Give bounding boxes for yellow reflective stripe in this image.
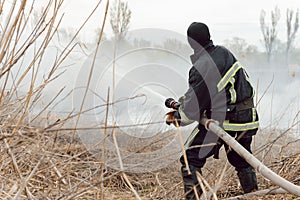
[229,78,236,104]
[223,120,259,131]
[252,108,256,122]
[184,127,199,149]
[178,106,195,125]
[217,61,243,92]
[243,69,255,98]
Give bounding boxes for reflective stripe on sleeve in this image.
[229,78,236,104]
[217,61,243,92]
[223,120,259,131]
[252,108,256,122]
[243,69,255,98]
[178,106,195,125]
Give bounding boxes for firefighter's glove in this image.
[165,110,180,127]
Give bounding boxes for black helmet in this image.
[187,22,211,49]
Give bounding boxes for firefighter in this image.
[165,22,259,199]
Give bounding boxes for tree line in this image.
[109,1,299,66]
[53,1,300,68]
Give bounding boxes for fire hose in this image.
[165,98,300,196]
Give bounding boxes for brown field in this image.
[0,110,299,200]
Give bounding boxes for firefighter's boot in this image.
[236,166,258,193]
[181,165,202,200]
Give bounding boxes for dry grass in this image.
[0,114,299,200]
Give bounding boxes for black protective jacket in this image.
[177,41,258,131]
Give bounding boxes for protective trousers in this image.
[181,165,202,200]
[180,125,258,199]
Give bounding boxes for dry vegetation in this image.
[0,0,300,199]
[0,117,300,199]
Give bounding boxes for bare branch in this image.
[260,6,281,62]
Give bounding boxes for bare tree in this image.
[260,6,281,63]
[286,8,299,64]
[110,0,131,40]
[163,38,192,56]
[133,38,151,48]
[223,37,258,58]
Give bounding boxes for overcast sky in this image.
[52,0,300,48]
